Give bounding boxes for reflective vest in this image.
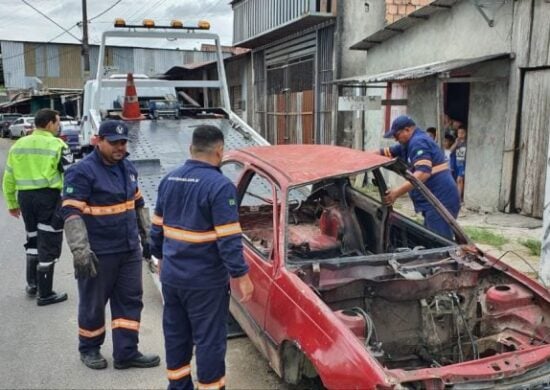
[2,129,67,210]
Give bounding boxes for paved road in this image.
[0,138,286,389]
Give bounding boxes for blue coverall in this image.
[150,159,249,390]
[381,128,460,239]
[61,148,145,362]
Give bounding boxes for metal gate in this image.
[266,58,314,144]
[514,69,550,218]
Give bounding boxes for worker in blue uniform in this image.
[61,120,160,370]
[150,125,254,390]
[380,115,460,239]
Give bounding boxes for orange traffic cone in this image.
[121,73,144,121]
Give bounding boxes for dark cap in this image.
[98,120,129,141]
[384,115,416,138]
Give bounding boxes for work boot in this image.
[80,351,108,370]
[25,254,38,297]
[37,262,68,306]
[114,352,161,369]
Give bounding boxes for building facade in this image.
[341,0,550,218]
[1,40,230,92]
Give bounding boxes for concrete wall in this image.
[465,59,510,211]
[364,0,513,75]
[407,78,438,130]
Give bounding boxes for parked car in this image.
[8,116,35,138]
[58,117,81,157]
[222,144,550,389]
[0,113,22,138]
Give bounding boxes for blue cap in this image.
[384,115,416,138]
[98,120,129,141]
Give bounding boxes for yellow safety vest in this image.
[2,129,68,209]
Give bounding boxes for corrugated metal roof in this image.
[351,0,460,51]
[333,53,511,85]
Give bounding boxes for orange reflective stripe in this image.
[79,325,106,338]
[167,364,191,380]
[215,222,242,238]
[432,162,450,174]
[414,159,432,167]
[198,377,225,390]
[84,200,135,216]
[63,199,87,211]
[112,318,140,331]
[164,225,217,243]
[152,214,163,226]
[135,189,143,200]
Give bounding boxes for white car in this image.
[8,116,35,138]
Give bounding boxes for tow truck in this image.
[80,18,267,210]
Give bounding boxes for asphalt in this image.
[0,138,286,390]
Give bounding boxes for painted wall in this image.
[407,78,438,131]
[465,59,510,211]
[363,0,514,76]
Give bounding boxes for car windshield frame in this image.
[283,158,471,267]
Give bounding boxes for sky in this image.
[0,0,234,49]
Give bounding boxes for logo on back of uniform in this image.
[116,125,125,135]
[130,174,136,182]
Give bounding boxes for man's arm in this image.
[149,179,165,262]
[211,182,253,303]
[2,150,19,216]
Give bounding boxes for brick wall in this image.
[385,0,433,24]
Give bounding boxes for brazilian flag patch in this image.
[416,150,424,156]
[66,186,74,194]
[228,198,236,206]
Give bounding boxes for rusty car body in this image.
[224,144,550,390]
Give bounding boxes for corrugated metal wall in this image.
[2,41,230,89]
[1,41,26,89]
[233,0,315,44]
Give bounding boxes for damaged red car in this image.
[223,144,550,390]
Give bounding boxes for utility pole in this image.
[81,0,90,79]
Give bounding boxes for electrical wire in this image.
[89,0,123,22]
[451,293,478,360]
[20,0,82,42]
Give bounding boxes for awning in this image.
[333,53,511,86]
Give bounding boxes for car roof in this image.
[227,145,392,186]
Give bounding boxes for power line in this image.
[89,0,123,22]
[20,0,82,42]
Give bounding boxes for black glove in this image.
[142,241,151,260]
[64,217,99,279]
[74,251,99,279]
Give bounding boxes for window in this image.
[239,172,277,260]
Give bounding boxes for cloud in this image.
[0,0,233,45]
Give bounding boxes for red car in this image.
[223,144,550,390]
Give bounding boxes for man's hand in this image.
[9,208,20,218]
[64,216,99,279]
[74,252,99,279]
[383,189,399,206]
[234,274,254,303]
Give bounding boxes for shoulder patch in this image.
[228,198,236,206]
[416,150,424,156]
[65,186,74,194]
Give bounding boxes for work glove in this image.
[136,207,152,260]
[142,241,151,260]
[64,217,99,279]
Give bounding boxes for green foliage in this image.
[519,238,541,257]
[463,226,509,249]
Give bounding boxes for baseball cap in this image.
[383,115,416,138]
[98,120,129,141]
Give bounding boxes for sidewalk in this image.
[393,198,543,278]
